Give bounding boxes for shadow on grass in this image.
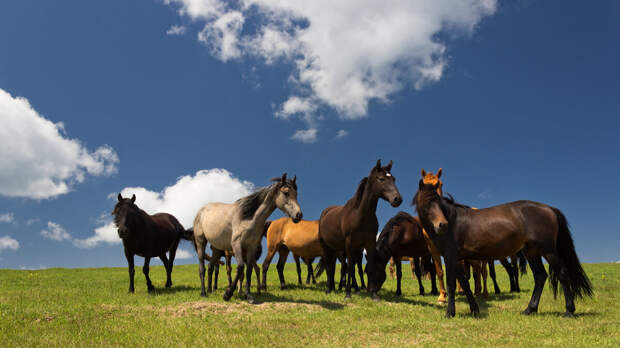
[531,311,600,318]
[250,292,345,310]
[152,285,199,295]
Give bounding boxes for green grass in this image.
[0,262,618,347]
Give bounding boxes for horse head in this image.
[113,193,138,239]
[369,160,402,207]
[272,173,303,223]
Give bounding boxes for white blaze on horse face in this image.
[386,173,392,177]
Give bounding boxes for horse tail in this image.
[181,227,197,251]
[517,250,527,275]
[314,257,325,278]
[549,207,593,299]
[263,220,272,237]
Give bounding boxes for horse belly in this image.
[284,232,322,259]
[462,229,525,259]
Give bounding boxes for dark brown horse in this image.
[372,211,439,297]
[319,160,402,300]
[113,193,193,293]
[413,180,592,317]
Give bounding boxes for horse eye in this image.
[378,177,385,182]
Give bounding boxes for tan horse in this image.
[261,218,323,290]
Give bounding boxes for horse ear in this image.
[437,168,442,178]
[375,159,382,170]
[118,193,123,202]
[281,173,287,182]
[419,179,424,189]
[384,160,392,172]
[130,194,136,203]
[291,175,296,184]
[421,168,426,178]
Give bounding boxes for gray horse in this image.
[193,173,302,303]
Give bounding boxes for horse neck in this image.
[357,179,379,215]
[251,191,277,226]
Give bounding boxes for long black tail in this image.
[517,250,527,275]
[181,227,197,251]
[549,207,593,299]
[314,257,325,278]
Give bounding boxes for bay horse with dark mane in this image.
[113,193,193,293]
[413,180,592,318]
[319,160,402,300]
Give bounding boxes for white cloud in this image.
[165,0,496,127]
[0,213,14,224]
[291,128,318,143]
[40,221,72,241]
[0,88,119,199]
[74,169,254,248]
[334,129,349,139]
[166,24,187,35]
[0,236,19,251]
[26,218,39,226]
[175,248,194,259]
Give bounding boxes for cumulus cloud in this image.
[175,248,194,259]
[166,24,187,35]
[0,213,14,224]
[334,129,349,139]
[74,169,254,248]
[291,128,318,143]
[0,88,119,199]
[0,236,19,251]
[165,0,496,135]
[40,221,72,241]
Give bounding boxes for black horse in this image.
[113,193,192,293]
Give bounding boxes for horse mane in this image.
[346,177,368,208]
[238,186,273,221]
[238,178,297,221]
[441,192,472,209]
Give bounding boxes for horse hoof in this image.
[371,294,380,302]
[128,289,135,294]
[445,311,455,319]
[395,291,402,297]
[200,292,207,297]
[223,292,232,301]
[522,308,537,315]
[563,312,575,318]
[344,294,352,300]
[147,287,155,293]
[247,296,256,304]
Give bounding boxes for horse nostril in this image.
[439,222,447,230]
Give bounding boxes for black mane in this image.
[346,177,368,208]
[376,211,414,259]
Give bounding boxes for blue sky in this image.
[0,1,618,269]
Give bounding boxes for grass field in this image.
[0,262,618,347]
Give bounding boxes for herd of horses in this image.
[113,161,592,318]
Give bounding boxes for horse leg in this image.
[294,254,303,285]
[455,261,480,317]
[522,254,547,315]
[388,257,396,280]
[338,255,346,291]
[365,243,380,301]
[544,252,575,317]
[159,253,172,288]
[357,255,365,290]
[481,261,489,298]
[244,246,257,304]
[430,247,446,303]
[304,258,312,284]
[500,257,517,292]
[213,260,219,291]
[344,245,355,299]
[208,248,224,294]
[166,239,180,288]
[308,258,317,284]
[488,261,501,294]
[472,261,482,296]
[223,243,245,302]
[125,249,135,293]
[226,253,233,290]
[444,255,458,318]
[395,258,403,296]
[276,246,289,289]
[511,254,521,292]
[429,256,439,296]
[195,236,208,297]
[143,257,154,292]
[261,243,278,291]
[319,237,337,294]
[254,261,261,296]
[414,257,425,295]
[410,258,416,280]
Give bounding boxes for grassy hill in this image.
[0,262,618,347]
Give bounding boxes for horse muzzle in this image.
[390,195,403,207]
[292,211,303,223]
